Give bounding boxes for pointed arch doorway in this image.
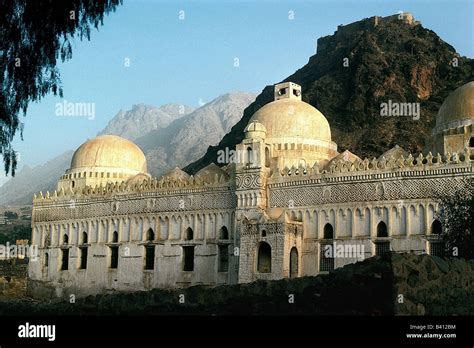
[290,247,298,278]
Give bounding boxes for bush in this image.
[438,179,474,259]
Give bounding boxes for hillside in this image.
[135,92,256,176]
[184,14,473,174]
[0,94,254,205]
[99,103,195,140]
[0,151,73,206]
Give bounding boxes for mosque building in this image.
[28,81,474,298]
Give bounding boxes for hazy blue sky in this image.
[1,0,472,186]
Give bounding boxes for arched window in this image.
[265,147,270,167]
[63,234,68,245]
[377,221,388,237]
[71,180,75,188]
[146,228,154,241]
[469,137,474,147]
[144,246,155,270]
[185,227,194,241]
[109,246,118,269]
[112,231,118,243]
[61,249,69,271]
[429,220,444,256]
[80,247,88,269]
[261,229,267,237]
[320,218,335,272]
[218,226,229,240]
[246,147,253,166]
[257,242,271,273]
[218,245,229,272]
[183,246,194,271]
[431,220,442,234]
[44,253,49,267]
[375,221,390,256]
[323,223,334,239]
[80,232,88,270]
[290,247,298,278]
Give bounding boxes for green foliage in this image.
[4,211,18,219]
[11,225,31,241]
[0,0,122,175]
[438,179,474,259]
[0,225,31,244]
[0,233,8,245]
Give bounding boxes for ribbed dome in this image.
[245,120,267,139]
[245,120,267,133]
[435,81,474,133]
[70,135,147,173]
[249,98,331,142]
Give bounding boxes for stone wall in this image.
[393,253,474,315]
[3,253,473,315]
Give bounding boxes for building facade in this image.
[28,81,474,298]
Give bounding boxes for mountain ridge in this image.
[0,92,255,205]
[183,14,473,174]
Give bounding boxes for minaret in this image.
[235,119,269,212]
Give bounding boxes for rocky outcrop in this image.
[184,14,473,175]
[135,92,256,177]
[98,103,194,141]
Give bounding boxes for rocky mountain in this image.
[135,92,256,176]
[0,94,255,205]
[0,151,73,206]
[99,103,195,140]
[184,14,473,174]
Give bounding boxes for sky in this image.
[1,0,473,186]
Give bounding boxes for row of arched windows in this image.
[59,226,230,245]
[322,221,387,239]
[319,219,442,240]
[55,226,231,273]
[318,219,443,272]
[226,220,444,277]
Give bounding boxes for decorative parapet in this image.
[267,151,473,207]
[32,183,236,223]
[270,149,473,183]
[33,172,232,205]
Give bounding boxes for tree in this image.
[0,0,122,175]
[4,211,18,219]
[11,225,31,241]
[437,179,474,259]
